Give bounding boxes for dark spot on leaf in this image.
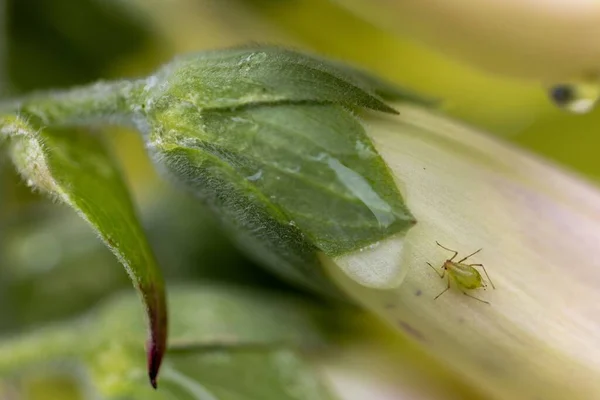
[398,320,425,342]
[415,289,422,296]
[384,303,395,309]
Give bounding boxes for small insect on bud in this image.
[427,241,495,305]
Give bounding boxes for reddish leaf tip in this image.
[141,283,167,390]
[147,335,164,390]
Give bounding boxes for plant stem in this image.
[0,79,146,127]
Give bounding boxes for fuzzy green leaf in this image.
[149,103,415,293]
[126,47,413,294]
[148,45,401,114]
[151,102,415,256]
[1,115,167,388]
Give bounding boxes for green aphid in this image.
[427,242,495,305]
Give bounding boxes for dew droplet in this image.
[331,233,408,289]
[548,80,600,114]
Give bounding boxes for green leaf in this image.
[150,101,415,292]
[0,285,340,400]
[149,45,400,114]
[140,47,417,293]
[0,115,167,388]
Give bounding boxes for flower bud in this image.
[136,47,421,291]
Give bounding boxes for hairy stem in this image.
[0,79,145,127]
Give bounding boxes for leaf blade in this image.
[3,117,167,388]
[152,103,415,255]
[149,46,400,114]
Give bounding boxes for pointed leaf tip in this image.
[143,283,167,389]
[147,337,161,389]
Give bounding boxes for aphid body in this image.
[443,259,483,289]
[427,242,495,305]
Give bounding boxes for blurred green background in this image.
[1,0,599,398]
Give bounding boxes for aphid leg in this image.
[426,262,445,278]
[458,248,482,263]
[469,263,496,289]
[434,276,451,300]
[460,290,490,305]
[435,241,458,261]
